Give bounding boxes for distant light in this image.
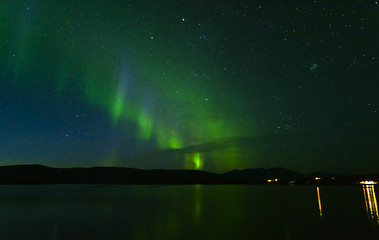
[360,181,378,185]
[315,177,321,180]
[267,179,279,183]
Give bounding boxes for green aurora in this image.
[0,1,378,173]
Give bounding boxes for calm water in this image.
[0,185,378,240]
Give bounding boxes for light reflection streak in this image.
[317,187,322,217]
[363,184,379,224]
[194,185,202,221]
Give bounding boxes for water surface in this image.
[0,185,378,239]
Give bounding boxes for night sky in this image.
[0,1,378,174]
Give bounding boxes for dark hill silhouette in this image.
[222,167,303,183]
[0,165,377,185]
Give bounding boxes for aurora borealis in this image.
[0,1,378,173]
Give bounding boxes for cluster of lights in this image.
[360,181,378,185]
[267,179,279,183]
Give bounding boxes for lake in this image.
[0,185,378,239]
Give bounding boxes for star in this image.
[310,63,318,72]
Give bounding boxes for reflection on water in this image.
[316,184,379,223]
[1,185,379,239]
[362,184,379,224]
[316,187,322,217]
[194,185,202,221]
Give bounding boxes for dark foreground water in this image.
[0,185,378,240]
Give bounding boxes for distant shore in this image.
[0,164,377,185]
